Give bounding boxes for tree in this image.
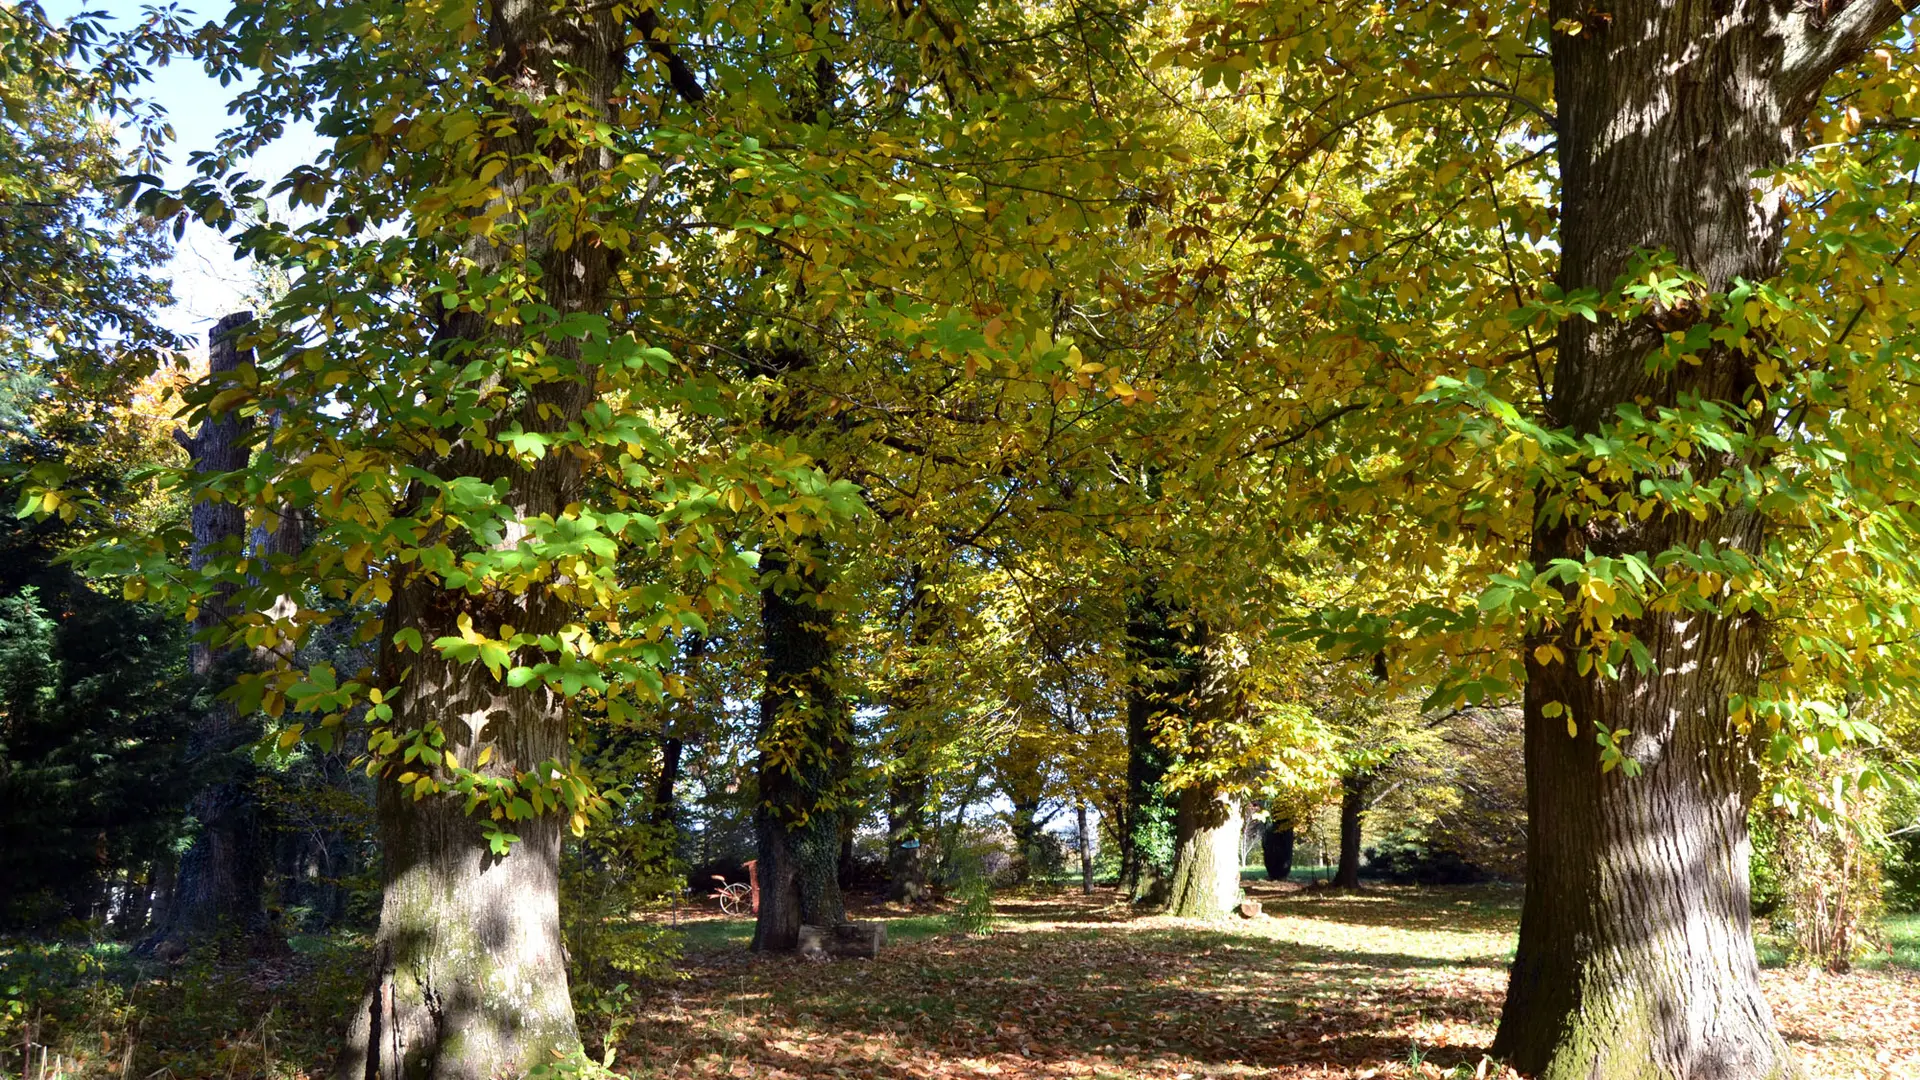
[1119,591,1190,905]
[1146,0,1920,1067]
[0,2,181,395]
[318,2,627,1065]
[0,583,192,929]
[153,312,275,949]
[0,2,193,935]
[879,569,948,903]
[1491,5,1920,1074]
[752,539,853,950]
[1330,773,1370,891]
[85,0,785,1068]
[1260,816,1295,882]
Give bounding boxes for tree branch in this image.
[1781,0,1915,104]
[632,6,705,103]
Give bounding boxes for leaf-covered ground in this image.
[6,884,1917,1078]
[625,882,1920,1080]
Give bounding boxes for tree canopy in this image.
[9,0,1920,1075]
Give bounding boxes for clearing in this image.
[631,880,1920,1080]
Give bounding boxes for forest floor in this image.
[631,881,1920,1080]
[3,882,1917,1079]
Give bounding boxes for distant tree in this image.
[0,29,196,924]
[0,3,182,405]
[0,363,193,930]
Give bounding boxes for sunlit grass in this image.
[673,912,952,952]
[1754,909,1919,971]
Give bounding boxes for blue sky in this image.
[63,0,325,347]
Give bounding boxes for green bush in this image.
[0,931,365,1078]
[1364,831,1492,885]
[942,845,998,936]
[1750,809,1785,916]
[1884,826,1920,913]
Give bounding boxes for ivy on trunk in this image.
[753,546,850,952]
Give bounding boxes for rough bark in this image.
[334,639,578,1080]
[333,0,636,1073]
[1333,773,1371,890]
[885,772,929,902]
[1261,820,1295,882]
[156,311,273,950]
[1164,784,1242,918]
[1493,3,1910,1076]
[752,547,850,952]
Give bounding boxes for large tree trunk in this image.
[1333,773,1370,890]
[1121,591,1189,905]
[1076,803,1094,895]
[334,0,634,1072]
[1164,784,1241,918]
[1008,793,1042,885]
[883,568,942,902]
[885,772,929,902]
[652,737,683,827]
[1493,4,1907,1076]
[334,628,578,1079]
[1121,685,1172,905]
[1262,819,1295,882]
[752,548,849,952]
[157,311,272,950]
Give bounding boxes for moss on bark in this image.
[1164,785,1241,919]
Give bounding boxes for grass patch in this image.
[674,913,953,953]
[0,931,365,1079]
[1754,910,1920,971]
[1240,863,1339,883]
[1882,911,1919,969]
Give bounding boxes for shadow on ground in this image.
[623,887,1511,1080]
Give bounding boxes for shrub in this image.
[942,845,998,936]
[1765,756,1889,973]
[1887,829,1920,913]
[1363,831,1493,885]
[1750,809,1784,916]
[1884,790,1920,913]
